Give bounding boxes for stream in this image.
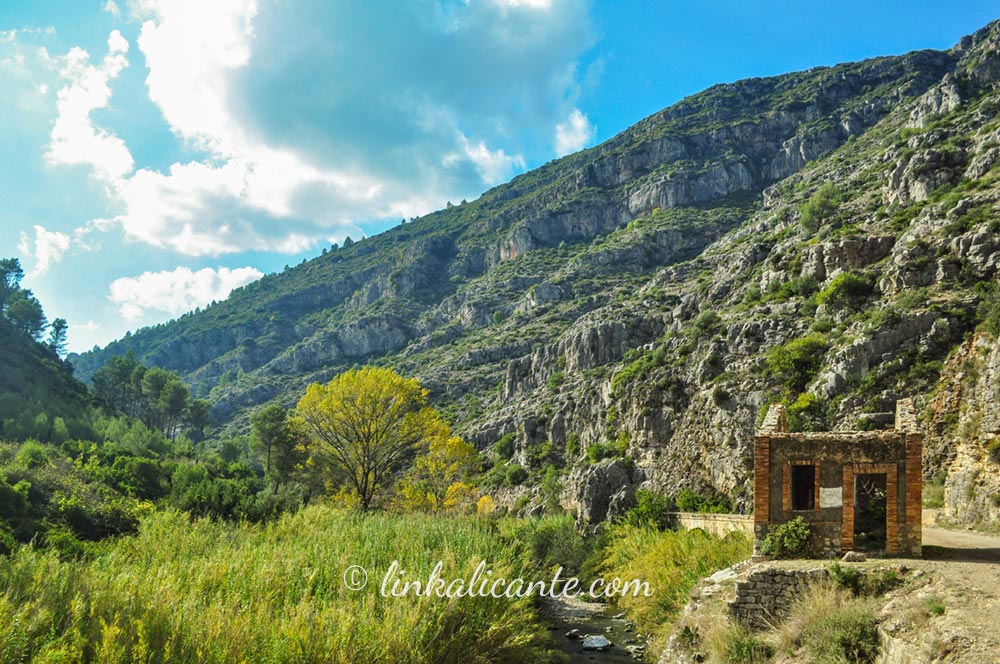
[542,595,647,663]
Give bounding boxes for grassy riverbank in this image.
[0,506,750,663]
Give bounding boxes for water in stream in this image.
[543,597,646,663]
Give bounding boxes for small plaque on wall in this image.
[820,487,843,508]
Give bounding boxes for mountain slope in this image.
[72,20,1000,524]
[0,317,92,440]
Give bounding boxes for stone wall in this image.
[729,566,826,628]
[667,512,753,539]
[728,563,907,629]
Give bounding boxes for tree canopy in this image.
[294,366,453,511]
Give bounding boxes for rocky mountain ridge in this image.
[71,20,1000,526]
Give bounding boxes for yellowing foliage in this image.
[476,494,496,515]
[395,436,480,513]
[294,366,453,510]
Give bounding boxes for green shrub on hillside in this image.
[800,183,841,232]
[816,271,874,308]
[787,392,826,432]
[768,275,819,302]
[587,434,629,463]
[505,463,528,485]
[495,432,516,460]
[766,334,828,393]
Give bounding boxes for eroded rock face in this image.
[925,334,1000,526]
[801,237,896,281]
[907,77,962,128]
[565,459,638,527]
[884,146,968,206]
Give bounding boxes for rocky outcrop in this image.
[907,77,962,128]
[263,315,415,376]
[801,237,896,281]
[925,333,1000,526]
[564,458,639,527]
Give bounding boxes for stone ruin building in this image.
[753,399,922,557]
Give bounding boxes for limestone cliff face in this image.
[70,21,1000,523]
[924,334,1000,526]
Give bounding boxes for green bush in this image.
[787,392,826,432]
[587,435,628,463]
[816,271,874,308]
[769,275,819,302]
[987,437,1000,464]
[504,464,528,486]
[828,562,860,592]
[675,487,731,514]
[777,582,880,664]
[692,311,723,337]
[547,371,566,391]
[761,516,811,558]
[624,490,673,530]
[800,183,841,232]
[494,433,516,460]
[524,515,589,575]
[923,476,945,507]
[601,526,752,648]
[0,526,17,556]
[710,624,775,663]
[802,601,879,664]
[766,333,828,393]
[15,440,48,469]
[565,432,580,458]
[925,596,946,616]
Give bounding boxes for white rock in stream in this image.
[625,644,646,658]
[581,634,613,651]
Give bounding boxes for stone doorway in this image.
[853,473,887,552]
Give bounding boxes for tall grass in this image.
[600,525,752,646]
[0,506,553,663]
[773,581,879,664]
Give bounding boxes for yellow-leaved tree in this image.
[395,435,480,513]
[294,366,452,511]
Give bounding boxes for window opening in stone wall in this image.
[790,464,815,511]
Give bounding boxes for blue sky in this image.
[1,1,997,353]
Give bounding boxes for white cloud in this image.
[108,265,263,320]
[0,31,58,121]
[35,2,595,258]
[134,0,256,156]
[493,0,553,8]
[18,224,71,276]
[103,0,121,18]
[45,30,133,182]
[452,133,526,185]
[73,217,117,251]
[554,108,594,156]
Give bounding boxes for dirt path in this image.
[879,525,1000,662]
[922,525,1000,562]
